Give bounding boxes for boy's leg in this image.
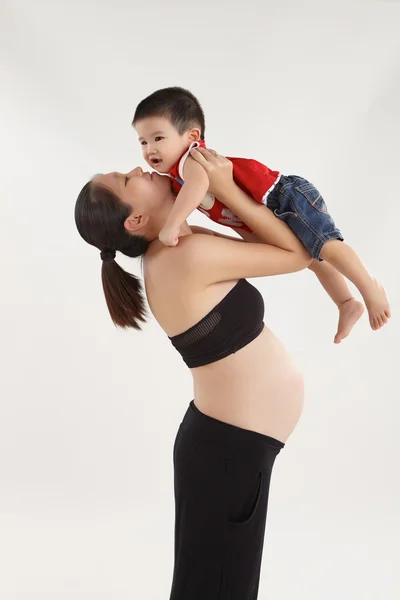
[319,240,391,331]
[268,176,391,334]
[308,260,364,344]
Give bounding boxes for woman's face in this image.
[94,167,172,216]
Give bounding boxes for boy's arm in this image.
[159,157,210,246]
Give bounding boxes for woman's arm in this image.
[190,147,309,257]
[190,224,245,242]
[222,190,306,254]
[177,232,310,286]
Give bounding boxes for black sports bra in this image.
[169,279,265,368]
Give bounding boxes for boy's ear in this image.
[188,127,201,142]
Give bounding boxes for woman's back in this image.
[144,233,304,442]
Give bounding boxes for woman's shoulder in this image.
[144,228,246,290]
[144,233,207,284]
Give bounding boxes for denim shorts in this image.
[266,175,344,260]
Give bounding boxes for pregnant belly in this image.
[191,327,304,443]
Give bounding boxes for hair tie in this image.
[100,249,116,262]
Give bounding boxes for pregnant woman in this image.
[74,149,311,599]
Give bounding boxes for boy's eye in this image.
[155,136,163,142]
[141,141,147,146]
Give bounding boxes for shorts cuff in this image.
[313,232,344,261]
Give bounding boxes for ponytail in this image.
[75,180,150,329]
[101,259,147,329]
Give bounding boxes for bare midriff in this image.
[191,326,304,443]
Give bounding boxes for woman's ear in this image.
[124,213,149,233]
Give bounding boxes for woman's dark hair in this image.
[75,180,150,329]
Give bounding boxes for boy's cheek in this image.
[143,156,153,168]
[156,165,170,174]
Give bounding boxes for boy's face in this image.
[135,116,200,174]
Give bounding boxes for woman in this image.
[75,148,311,599]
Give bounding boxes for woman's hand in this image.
[189,147,234,198]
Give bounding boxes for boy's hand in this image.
[159,226,180,247]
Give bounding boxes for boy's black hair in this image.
[133,87,205,140]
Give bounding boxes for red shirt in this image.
[169,140,281,233]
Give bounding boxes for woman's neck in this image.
[149,198,193,241]
[178,221,193,238]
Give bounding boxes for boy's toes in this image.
[334,332,342,344]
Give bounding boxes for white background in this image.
[1,1,399,598]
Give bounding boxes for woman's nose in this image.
[126,167,143,178]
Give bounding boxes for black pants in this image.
[169,400,285,600]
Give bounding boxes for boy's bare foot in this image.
[334,298,365,344]
[362,279,391,331]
